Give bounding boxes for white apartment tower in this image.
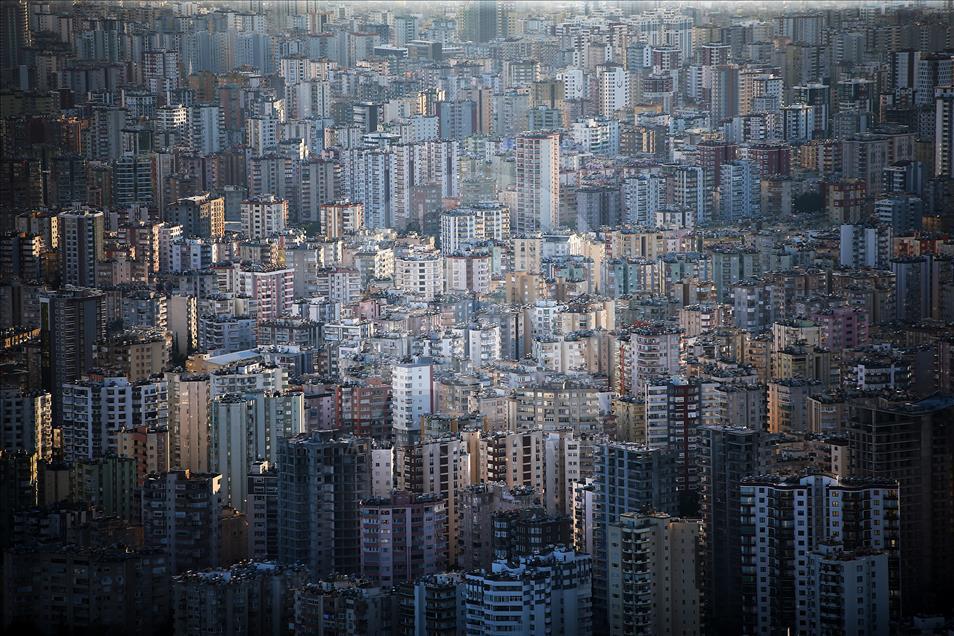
[440,209,479,253]
[392,359,435,446]
[143,49,179,94]
[515,131,560,235]
[463,548,592,635]
[622,173,663,226]
[628,325,682,394]
[190,105,224,155]
[393,15,418,46]
[719,160,760,220]
[237,266,294,321]
[241,195,288,239]
[805,545,890,636]
[210,391,304,513]
[597,62,628,116]
[440,202,510,253]
[394,246,444,301]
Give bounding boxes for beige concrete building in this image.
[94,327,171,381]
[606,513,702,636]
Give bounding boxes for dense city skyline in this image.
[1,0,953,634]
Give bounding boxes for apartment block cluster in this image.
[1,0,954,635]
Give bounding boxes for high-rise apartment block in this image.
[845,395,954,616]
[57,209,104,287]
[39,288,106,420]
[593,443,677,626]
[241,195,288,240]
[514,131,560,235]
[210,391,304,512]
[166,194,226,238]
[3,543,170,635]
[277,433,371,579]
[0,389,52,460]
[699,426,770,634]
[247,459,278,560]
[142,470,222,574]
[172,562,307,636]
[359,490,448,587]
[739,475,899,635]
[463,548,593,636]
[606,513,701,635]
[935,87,954,178]
[392,359,435,446]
